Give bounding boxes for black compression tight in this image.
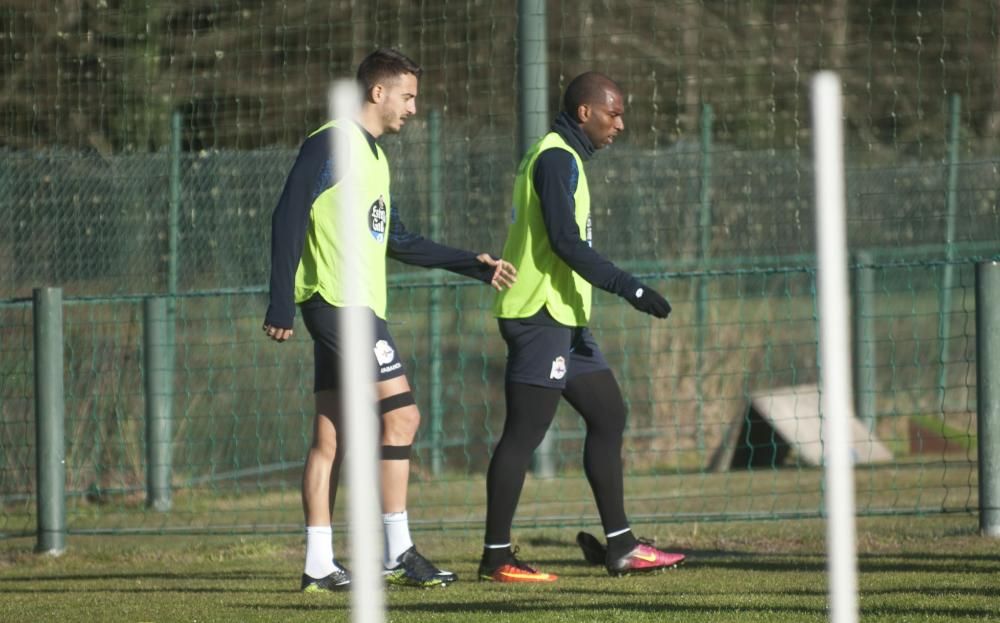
[484,369,629,545]
[564,369,629,537]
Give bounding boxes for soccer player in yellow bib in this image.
[263,48,516,591]
[478,72,686,582]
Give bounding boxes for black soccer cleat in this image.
[383,545,457,587]
[576,531,607,565]
[301,561,352,592]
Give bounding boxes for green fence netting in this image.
[0,258,985,536]
[2,1,999,537]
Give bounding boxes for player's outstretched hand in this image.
[477,253,518,291]
[262,323,294,342]
[625,283,671,319]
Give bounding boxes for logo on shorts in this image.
[373,340,396,366]
[369,195,387,242]
[549,355,567,380]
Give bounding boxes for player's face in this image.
[376,72,419,135]
[579,88,625,149]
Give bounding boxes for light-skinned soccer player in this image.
[264,48,516,591]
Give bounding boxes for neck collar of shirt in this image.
[350,120,380,159]
[551,111,595,161]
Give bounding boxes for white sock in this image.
[383,511,413,569]
[304,525,335,579]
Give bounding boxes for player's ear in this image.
[369,83,384,104]
[576,104,591,124]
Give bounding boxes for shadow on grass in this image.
[240,593,996,619]
[0,586,290,595]
[484,541,1000,578]
[862,586,1000,598]
[0,570,286,583]
[244,599,827,617]
[858,607,999,619]
[631,548,1000,575]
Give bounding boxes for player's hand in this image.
[262,323,294,342]
[624,283,671,319]
[476,253,518,291]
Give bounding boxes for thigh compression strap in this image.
[379,391,415,414]
[381,445,412,460]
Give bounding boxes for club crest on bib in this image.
[368,195,387,242]
[373,339,396,366]
[549,355,567,380]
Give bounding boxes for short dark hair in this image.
[356,48,422,96]
[563,72,622,121]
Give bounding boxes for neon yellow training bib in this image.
[294,121,392,318]
[494,131,592,326]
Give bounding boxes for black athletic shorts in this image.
[299,295,407,392]
[498,318,610,389]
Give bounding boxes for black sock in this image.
[606,530,638,561]
[481,546,513,569]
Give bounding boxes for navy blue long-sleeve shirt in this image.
[264,123,494,329]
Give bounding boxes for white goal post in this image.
[812,70,859,623]
[330,79,385,623]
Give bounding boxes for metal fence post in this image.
[428,109,445,476]
[938,94,962,413]
[853,250,877,430]
[694,103,713,465]
[517,0,549,157]
[976,261,1000,537]
[169,110,181,300]
[144,297,174,511]
[33,287,66,554]
[519,0,555,478]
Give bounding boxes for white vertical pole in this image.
[330,80,384,623]
[811,71,859,623]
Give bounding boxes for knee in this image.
[311,435,338,463]
[519,426,553,453]
[609,407,627,438]
[590,405,627,440]
[383,405,420,444]
[491,435,539,469]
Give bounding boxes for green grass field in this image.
[2,514,998,623]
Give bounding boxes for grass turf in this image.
[1,515,998,622]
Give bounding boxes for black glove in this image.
[623,282,671,319]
